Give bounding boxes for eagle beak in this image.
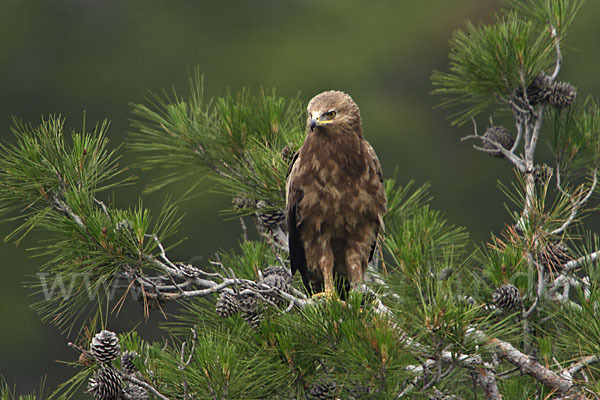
[309,111,321,132]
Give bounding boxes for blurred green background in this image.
[1,0,599,394]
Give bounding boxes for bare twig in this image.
[523,255,545,319]
[461,135,526,172]
[121,372,171,400]
[484,336,573,393]
[525,103,547,161]
[52,196,88,233]
[475,368,502,400]
[179,326,198,400]
[549,24,562,82]
[562,250,600,273]
[561,355,599,381]
[430,388,466,400]
[191,142,229,179]
[551,168,598,236]
[94,198,111,219]
[239,217,248,241]
[517,69,537,116]
[510,116,523,153]
[268,239,289,272]
[555,161,569,198]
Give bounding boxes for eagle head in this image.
[307,90,362,136]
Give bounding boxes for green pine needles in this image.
[432,0,584,125]
[129,71,306,210]
[432,12,554,125]
[0,115,183,333]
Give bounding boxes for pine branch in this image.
[549,24,563,82]
[130,72,306,208]
[484,335,574,393]
[432,11,558,125]
[120,373,171,400]
[551,167,598,236]
[461,118,526,172]
[474,369,501,400]
[371,288,589,395]
[561,249,600,273]
[179,326,198,400]
[560,355,600,381]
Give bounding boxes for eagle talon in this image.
[311,290,337,300]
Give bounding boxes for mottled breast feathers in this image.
[285,90,386,296]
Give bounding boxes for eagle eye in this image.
[325,110,336,118]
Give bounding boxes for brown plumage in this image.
[286,90,386,296]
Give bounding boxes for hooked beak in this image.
[309,111,321,132]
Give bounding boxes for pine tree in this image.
[1,1,600,398]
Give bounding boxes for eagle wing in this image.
[285,151,309,287]
[364,140,386,263]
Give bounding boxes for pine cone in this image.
[522,73,552,105]
[232,197,257,210]
[262,266,292,289]
[263,265,291,279]
[262,276,289,306]
[538,242,570,274]
[307,380,337,400]
[549,82,577,109]
[216,291,241,318]
[260,266,292,306]
[90,330,120,364]
[239,292,261,329]
[87,367,122,400]
[238,292,257,312]
[123,383,149,400]
[492,284,521,311]
[256,201,286,229]
[120,351,138,375]
[255,201,288,249]
[483,126,514,158]
[241,310,262,329]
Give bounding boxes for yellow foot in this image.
[311,291,330,299]
[311,291,348,307]
[311,290,337,300]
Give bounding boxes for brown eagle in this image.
[286,91,386,297]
